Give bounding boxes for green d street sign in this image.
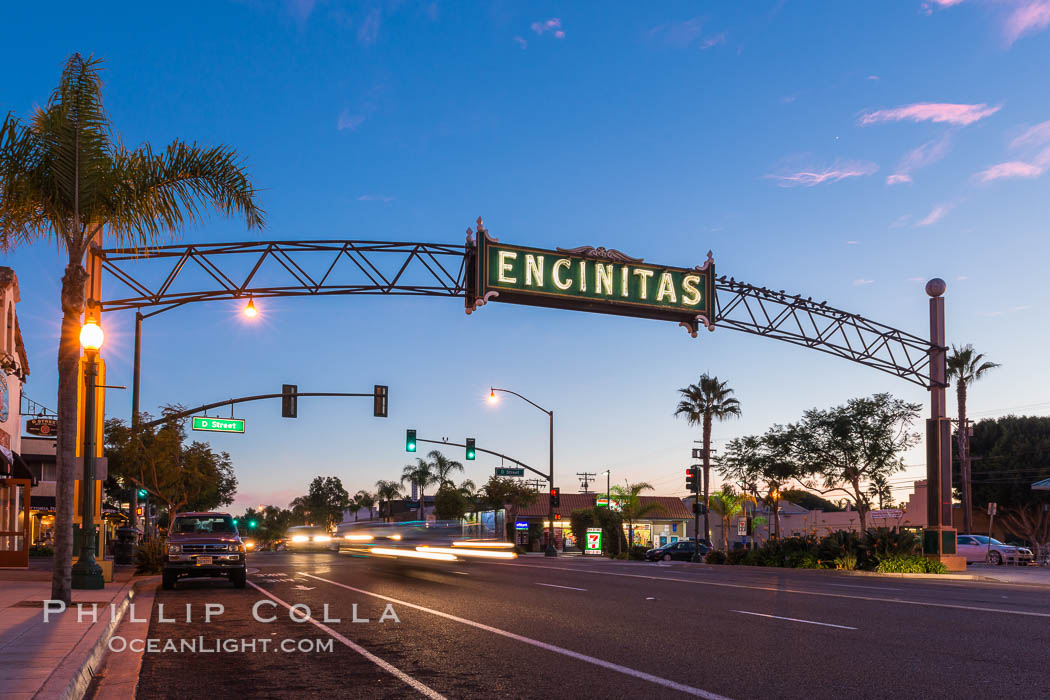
[192,416,245,433]
[495,467,525,477]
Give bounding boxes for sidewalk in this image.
[0,560,152,700]
[967,563,1050,586]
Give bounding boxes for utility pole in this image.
[576,472,596,493]
[524,479,545,493]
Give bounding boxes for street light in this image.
[72,319,105,589]
[489,387,557,557]
[244,297,258,318]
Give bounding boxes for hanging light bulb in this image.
[244,297,258,318]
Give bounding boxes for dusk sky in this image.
[3,1,1048,513]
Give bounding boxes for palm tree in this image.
[0,54,263,603]
[609,482,665,550]
[947,344,1000,534]
[374,480,401,522]
[401,458,438,519]
[354,490,375,521]
[427,449,464,487]
[674,374,742,545]
[709,486,744,552]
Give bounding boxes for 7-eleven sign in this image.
[584,527,603,555]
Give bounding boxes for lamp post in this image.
[489,387,557,557]
[71,320,105,590]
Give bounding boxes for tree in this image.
[947,344,1000,534]
[968,416,1050,561]
[675,374,742,545]
[779,489,844,512]
[354,490,375,521]
[104,415,237,526]
[716,428,801,539]
[709,485,743,552]
[479,476,538,541]
[427,450,464,487]
[374,480,402,522]
[609,482,665,548]
[290,477,350,530]
[0,54,264,603]
[789,393,921,533]
[434,484,470,521]
[401,458,438,519]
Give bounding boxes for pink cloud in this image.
[513,36,527,49]
[765,160,878,187]
[973,160,1045,182]
[859,102,1001,126]
[916,203,952,226]
[700,33,727,49]
[1010,120,1050,149]
[886,174,912,185]
[531,18,564,38]
[887,135,952,183]
[1004,1,1050,45]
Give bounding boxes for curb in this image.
[53,575,160,700]
[841,570,998,582]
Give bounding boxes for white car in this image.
[957,535,1034,565]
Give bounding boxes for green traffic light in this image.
[249,520,258,528]
[232,518,239,525]
[406,429,417,452]
[466,438,476,460]
[137,489,147,498]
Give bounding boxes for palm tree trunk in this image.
[52,264,88,604]
[702,414,712,545]
[957,381,972,533]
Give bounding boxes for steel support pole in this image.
[130,312,141,531]
[71,349,104,589]
[924,279,956,562]
[546,410,557,557]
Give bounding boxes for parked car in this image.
[957,534,1034,565]
[285,525,338,551]
[644,540,708,562]
[163,512,247,589]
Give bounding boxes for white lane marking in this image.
[492,563,1050,620]
[246,582,445,699]
[451,571,469,576]
[827,583,901,591]
[300,572,732,700]
[537,583,587,591]
[731,610,857,630]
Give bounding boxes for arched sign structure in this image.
[89,217,958,566]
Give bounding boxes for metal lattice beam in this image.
[95,240,939,388]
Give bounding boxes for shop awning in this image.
[1033,477,1050,491]
[0,447,38,486]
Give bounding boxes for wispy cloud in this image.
[1010,120,1050,149]
[887,134,952,184]
[892,214,913,228]
[974,160,1045,182]
[700,32,727,49]
[867,74,881,81]
[764,160,878,187]
[859,102,1000,126]
[956,275,969,280]
[647,18,703,47]
[531,18,565,39]
[916,203,952,226]
[357,8,381,45]
[1004,0,1050,45]
[908,276,926,282]
[357,194,394,203]
[337,110,365,131]
[513,36,527,49]
[978,305,1031,317]
[285,0,316,23]
[846,240,861,245]
[854,278,875,286]
[886,174,912,185]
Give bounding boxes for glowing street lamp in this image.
[488,389,498,403]
[243,297,258,318]
[72,319,105,589]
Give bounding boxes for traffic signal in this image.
[550,487,560,507]
[232,518,239,526]
[686,468,698,492]
[137,489,148,498]
[248,520,258,529]
[282,384,298,418]
[136,506,143,516]
[554,513,562,521]
[406,429,417,452]
[373,385,388,418]
[465,438,476,460]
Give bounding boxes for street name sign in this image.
[515,521,529,530]
[467,224,716,336]
[584,527,603,555]
[192,417,245,433]
[869,509,904,519]
[495,467,525,477]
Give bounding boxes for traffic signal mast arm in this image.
[139,390,380,430]
[413,436,549,482]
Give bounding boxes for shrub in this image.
[705,549,727,565]
[726,548,750,565]
[612,552,629,560]
[862,528,920,566]
[628,545,648,561]
[834,553,858,571]
[29,545,54,557]
[876,555,948,574]
[818,530,862,566]
[134,538,165,574]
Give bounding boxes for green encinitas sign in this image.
[192,417,245,433]
[466,222,715,335]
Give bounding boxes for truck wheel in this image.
[231,569,247,588]
[162,572,176,590]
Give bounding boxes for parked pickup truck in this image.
[163,512,247,589]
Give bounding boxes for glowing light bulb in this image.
[80,321,104,350]
[488,390,498,403]
[244,298,258,318]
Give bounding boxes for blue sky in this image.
[3,1,1049,512]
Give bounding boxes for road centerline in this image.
[298,571,733,700]
[246,581,446,700]
[536,583,587,591]
[730,610,857,630]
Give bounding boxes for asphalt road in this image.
[136,553,1050,699]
